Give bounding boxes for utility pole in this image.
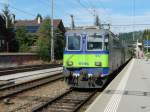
[51,0,54,62]
[147,35,149,53]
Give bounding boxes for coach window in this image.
[68,36,81,50]
[87,34,103,51]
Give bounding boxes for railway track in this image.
[32,89,97,112]
[0,73,64,100]
[0,64,62,76]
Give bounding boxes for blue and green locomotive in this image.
[63,26,131,88]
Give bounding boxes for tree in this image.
[54,29,65,59]
[2,5,17,52]
[15,27,31,52]
[36,37,50,61]
[36,17,65,61]
[36,17,51,61]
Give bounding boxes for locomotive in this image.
[63,26,131,88]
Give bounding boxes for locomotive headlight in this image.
[95,62,102,66]
[67,61,73,66]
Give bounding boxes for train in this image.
[63,26,132,88]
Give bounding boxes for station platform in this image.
[0,67,62,83]
[86,59,150,112]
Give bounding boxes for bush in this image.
[19,43,30,52]
[36,38,50,61]
[145,52,150,59]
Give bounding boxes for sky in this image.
[1,0,150,33]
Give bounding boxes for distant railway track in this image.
[0,64,62,76]
[0,73,64,100]
[32,89,97,112]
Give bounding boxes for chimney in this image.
[11,14,15,24]
[37,16,42,24]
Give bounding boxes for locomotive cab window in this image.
[87,34,103,51]
[67,35,81,51]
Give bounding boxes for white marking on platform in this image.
[104,59,135,112]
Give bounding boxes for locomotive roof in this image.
[66,28,109,35]
[66,27,119,40]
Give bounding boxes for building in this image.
[14,18,66,35]
[0,15,7,52]
[14,17,66,53]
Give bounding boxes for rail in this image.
[32,89,97,112]
[0,73,64,99]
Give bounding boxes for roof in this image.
[15,19,62,28]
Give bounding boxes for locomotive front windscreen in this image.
[67,36,81,50]
[87,34,103,51]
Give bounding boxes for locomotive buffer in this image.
[86,59,150,112]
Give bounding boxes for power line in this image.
[0,2,36,17]
[111,24,150,27]
[39,0,50,7]
[75,0,95,16]
[84,0,97,16]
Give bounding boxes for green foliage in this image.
[16,27,28,45]
[19,43,30,52]
[54,29,65,59]
[38,17,51,39]
[16,27,36,52]
[36,17,65,61]
[145,53,150,58]
[1,5,17,52]
[36,38,50,61]
[2,5,13,28]
[143,29,150,40]
[119,31,143,43]
[36,17,51,61]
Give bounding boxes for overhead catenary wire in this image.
[0,2,36,17]
[84,0,98,17]
[75,0,95,16]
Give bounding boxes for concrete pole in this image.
[51,0,54,61]
[147,35,148,53]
